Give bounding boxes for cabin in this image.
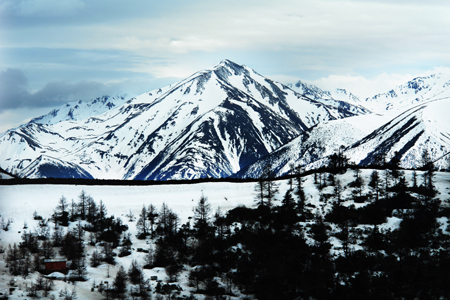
[44,259,67,272]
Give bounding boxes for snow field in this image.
[0,180,265,299]
[1,170,450,299]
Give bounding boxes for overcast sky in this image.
[1,0,450,133]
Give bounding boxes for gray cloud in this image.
[0,69,30,109]
[0,68,179,111]
[0,69,114,109]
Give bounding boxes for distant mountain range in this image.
[1,60,449,180]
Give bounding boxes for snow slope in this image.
[29,95,128,125]
[235,112,393,178]
[237,97,450,177]
[345,98,450,169]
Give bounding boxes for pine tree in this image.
[78,190,88,220]
[280,189,298,232]
[254,162,279,208]
[128,260,143,285]
[69,199,77,221]
[86,196,98,223]
[41,239,54,259]
[56,195,69,225]
[254,178,265,208]
[281,189,295,210]
[412,170,418,188]
[113,265,128,299]
[294,166,307,220]
[383,169,390,199]
[262,162,279,207]
[334,178,344,205]
[421,148,433,170]
[335,220,351,258]
[137,205,149,238]
[350,168,364,198]
[98,200,107,222]
[72,258,87,279]
[213,206,227,241]
[369,170,381,201]
[147,204,158,238]
[193,195,212,227]
[90,249,101,267]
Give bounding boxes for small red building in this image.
[44,259,67,271]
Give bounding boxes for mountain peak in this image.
[0,59,370,180]
[213,59,246,71]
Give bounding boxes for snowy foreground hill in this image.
[1,169,450,299]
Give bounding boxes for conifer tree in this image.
[69,199,77,221]
[294,166,307,217]
[98,199,107,221]
[254,162,279,208]
[147,204,158,238]
[86,196,98,223]
[56,195,69,225]
[128,260,143,285]
[254,178,265,208]
[351,168,364,198]
[334,178,344,204]
[412,170,418,188]
[193,195,212,227]
[78,190,88,220]
[137,205,149,238]
[113,265,128,299]
[369,170,381,201]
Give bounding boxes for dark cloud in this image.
[0,69,30,109]
[0,68,179,111]
[0,68,118,110]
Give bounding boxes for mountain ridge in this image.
[0,60,367,180]
[2,60,449,180]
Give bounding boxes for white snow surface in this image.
[29,95,129,126]
[1,170,450,299]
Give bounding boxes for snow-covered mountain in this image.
[4,61,447,180]
[288,73,450,113]
[362,73,450,112]
[236,97,450,178]
[287,80,334,101]
[19,155,94,179]
[345,98,450,169]
[0,60,366,180]
[30,95,128,125]
[288,80,365,114]
[235,113,391,178]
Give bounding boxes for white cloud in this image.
[306,66,450,99]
